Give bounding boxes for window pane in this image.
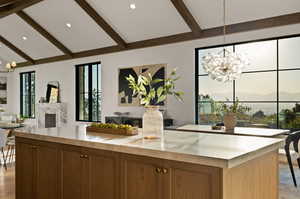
[279,103,300,131]
[235,40,277,71]
[235,72,277,101]
[198,76,233,101]
[91,92,101,121]
[31,73,35,95]
[198,46,233,75]
[198,101,227,125]
[24,74,29,93]
[31,95,35,118]
[236,103,277,128]
[279,70,300,101]
[20,72,35,118]
[78,66,89,93]
[77,63,101,122]
[279,37,300,69]
[79,93,89,121]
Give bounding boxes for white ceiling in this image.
[0,42,26,63]
[24,0,116,52]
[86,0,190,42]
[0,14,63,59]
[184,0,300,29]
[0,0,299,63]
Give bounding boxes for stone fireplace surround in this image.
[37,103,67,128]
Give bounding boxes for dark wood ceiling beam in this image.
[0,35,34,64]
[0,0,43,18]
[170,0,201,35]
[16,12,300,68]
[74,0,127,48]
[0,0,20,7]
[17,11,73,56]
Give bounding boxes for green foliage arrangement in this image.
[91,123,134,130]
[215,98,251,115]
[126,69,184,106]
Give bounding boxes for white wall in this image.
[6,24,300,126]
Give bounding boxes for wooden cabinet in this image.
[16,138,119,199]
[60,145,120,199]
[16,141,36,199]
[60,145,83,199]
[16,138,59,199]
[16,138,221,199]
[86,148,119,199]
[120,154,164,199]
[164,161,221,199]
[120,154,221,199]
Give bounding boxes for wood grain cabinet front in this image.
[120,154,222,199]
[163,161,222,199]
[60,145,120,199]
[16,138,59,199]
[120,154,164,199]
[16,138,222,199]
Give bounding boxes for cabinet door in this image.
[120,154,163,199]
[16,142,36,199]
[163,161,222,199]
[36,144,59,199]
[85,149,119,199]
[60,145,83,199]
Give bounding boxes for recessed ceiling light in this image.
[22,36,27,41]
[130,3,136,10]
[66,23,72,28]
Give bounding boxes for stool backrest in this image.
[285,131,300,153]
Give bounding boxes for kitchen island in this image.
[15,125,283,199]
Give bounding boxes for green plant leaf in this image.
[157,86,164,97]
[157,94,166,104]
[151,78,163,85]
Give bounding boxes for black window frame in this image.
[75,61,101,122]
[20,71,35,118]
[195,33,300,130]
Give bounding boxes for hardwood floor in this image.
[0,164,15,199]
[0,164,299,199]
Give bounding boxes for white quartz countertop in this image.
[14,125,283,169]
[175,125,289,137]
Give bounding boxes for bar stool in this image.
[5,135,15,164]
[285,131,300,187]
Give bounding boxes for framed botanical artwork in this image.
[118,64,166,106]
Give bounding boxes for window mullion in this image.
[88,64,93,121]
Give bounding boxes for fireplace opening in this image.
[45,113,56,128]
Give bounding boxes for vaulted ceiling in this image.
[0,0,300,68]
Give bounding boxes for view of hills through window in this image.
[196,35,300,132]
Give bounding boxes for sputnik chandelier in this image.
[202,0,249,82]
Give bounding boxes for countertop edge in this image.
[227,141,284,168]
[15,131,284,169]
[15,131,231,168]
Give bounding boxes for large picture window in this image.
[20,71,35,118]
[196,34,300,131]
[75,62,101,122]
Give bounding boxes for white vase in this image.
[142,106,163,139]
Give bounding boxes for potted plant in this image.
[126,69,183,139]
[216,99,251,131]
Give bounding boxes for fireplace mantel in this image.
[36,103,67,128]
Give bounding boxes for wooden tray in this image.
[86,126,138,136]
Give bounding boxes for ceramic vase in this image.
[223,113,237,132]
[142,106,163,139]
